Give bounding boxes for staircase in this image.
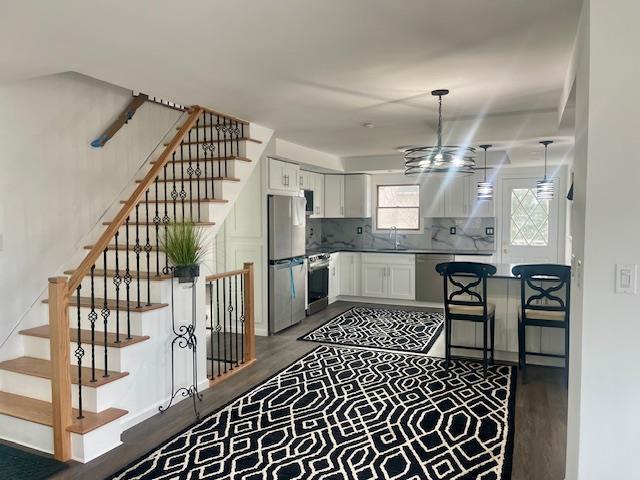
[0,105,272,462]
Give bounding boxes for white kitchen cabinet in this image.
[309,172,325,218]
[328,253,339,303]
[422,175,446,217]
[338,252,360,296]
[324,175,345,218]
[344,174,372,218]
[361,253,415,300]
[299,170,311,190]
[444,176,470,217]
[268,158,299,193]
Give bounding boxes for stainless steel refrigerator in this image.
[268,195,307,334]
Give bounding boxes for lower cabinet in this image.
[338,252,360,296]
[361,253,415,300]
[328,253,339,303]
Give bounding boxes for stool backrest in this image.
[511,264,571,315]
[435,262,497,314]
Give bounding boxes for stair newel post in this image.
[243,263,256,363]
[48,276,72,461]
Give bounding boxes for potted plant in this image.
[162,222,206,283]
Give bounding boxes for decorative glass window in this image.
[376,185,420,230]
[510,188,549,246]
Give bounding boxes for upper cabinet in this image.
[301,171,325,218]
[422,175,446,218]
[325,174,371,218]
[324,175,345,218]
[444,175,470,217]
[344,175,372,218]
[268,158,299,193]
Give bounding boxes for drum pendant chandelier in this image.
[404,89,476,175]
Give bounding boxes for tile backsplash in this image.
[306,217,495,253]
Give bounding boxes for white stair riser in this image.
[76,275,172,303]
[143,179,229,201]
[0,370,123,413]
[74,307,163,337]
[23,335,147,372]
[71,422,123,463]
[0,414,53,455]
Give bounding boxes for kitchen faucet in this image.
[389,226,400,250]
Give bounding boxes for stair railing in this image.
[205,263,256,385]
[47,104,249,460]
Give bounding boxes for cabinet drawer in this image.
[361,253,415,265]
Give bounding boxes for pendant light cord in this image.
[544,143,548,180]
[437,94,443,148]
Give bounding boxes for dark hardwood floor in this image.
[5,301,566,479]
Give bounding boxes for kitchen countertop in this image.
[441,263,571,280]
[306,248,495,256]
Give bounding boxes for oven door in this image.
[307,264,329,305]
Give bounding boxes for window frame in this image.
[375,184,421,231]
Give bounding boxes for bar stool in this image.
[511,264,571,384]
[435,262,497,377]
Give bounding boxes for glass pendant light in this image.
[536,140,554,199]
[477,144,493,200]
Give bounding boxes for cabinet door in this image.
[422,175,446,217]
[344,174,372,218]
[362,263,387,297]
[388,264,416,300]
[285,163,300,192]
[324,175,344,218]
[313,173,325,218]
[268,158,286,191]
[445,176,469,217]
[329,255,339,302]
[299,170,310,190]
[467,171,494,217]
[338,253,354,296]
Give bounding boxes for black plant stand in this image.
[159,270,203,419]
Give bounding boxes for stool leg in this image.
[565,321,570,388]
[490,313,495,364]
[445,316,451,369]
[483,317,488,378]
[518,316,524,369]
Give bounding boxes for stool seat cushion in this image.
[449,303,495,316]
[524,308,566,321]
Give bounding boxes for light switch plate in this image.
[357,227,363,234]
[450,227,456,235]
[615,263,637,294]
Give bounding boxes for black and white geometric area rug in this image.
[299,306,444,354]
[111,345,516,480]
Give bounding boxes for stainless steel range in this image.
[306,252,330,315]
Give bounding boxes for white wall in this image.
[0,72,181,358]
[275,138,344,172]
[566,1,640,478]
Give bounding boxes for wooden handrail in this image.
[194,104,250,126]
[67,107,204,293]
[243,262,256,362]
[205,268,249,282]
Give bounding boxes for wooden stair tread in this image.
[151,155,251,165]
[0,391,127,434]
[44,295,168,312]
[101,220,216,227]
[0,357,128,388]
[20,325,150,348]
[120,198,228,205]
[136,176,240,183]
[64,269,173,281]
[164,137,261,146]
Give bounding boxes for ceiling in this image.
[0,0,581,165]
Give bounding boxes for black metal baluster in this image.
[223,117,228,176]
[235,275,239,367]
[135,204,141,307]
[202,116,208,200]
[228,117,234,158]
[171,152,178,221]
[145,191,152,305]
[234,120,240,158]
[195,119,202,221]
[216,279,221,377]
[125,217,132,339]
[241,123,245,148]
[180,143,186,221]
[209,113,215,197]
[240,273,245,364]
[209,282,214,379]
[163,164,170,273]
[89,265,97,383]
[187,129,194,221]
[114,232,121,343]
[222,277,227,374]
[216,115,222,178]
[154,177,161,276]
[75,286,84,419]
[102,249,110,377]
[228,276,233,371]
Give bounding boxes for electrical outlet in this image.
[357,227,363,234]
[309,227,314,236]
[616,264,637,294]
[449,227,456,235]
[486,227,494,236]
